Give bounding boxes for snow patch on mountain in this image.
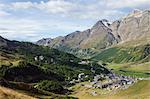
[101,19,111,27]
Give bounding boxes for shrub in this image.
[18,60,27,67]
[36,80,64,93]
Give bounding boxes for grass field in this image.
[107,62,150,78]
[71,80,150,99]
[108,62,150,72]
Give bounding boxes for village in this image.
[69,67,138,96]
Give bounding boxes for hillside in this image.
[92,44,150,63]
[0,36,110,98]
[0,86,35,99]
[91,44,150,78]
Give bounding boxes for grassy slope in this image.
[91,44,150,78]
[107,62,150,78]
[0,86,35,99]
[71,80,150,99]
[107,62,150,72]
[110,80,150,99]
[92,45,149,63]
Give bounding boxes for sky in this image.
[0,0,150,42]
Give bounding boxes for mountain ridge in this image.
[37,9,150,58]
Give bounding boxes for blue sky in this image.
[0,0,150,42]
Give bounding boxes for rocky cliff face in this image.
[80,20,118,49]
[36,10,150,57]
[111,10,150,43]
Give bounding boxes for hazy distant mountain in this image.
[37,10,150,57]
[0,36,8,47]
[36,38,53,46]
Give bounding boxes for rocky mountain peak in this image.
[36,38,52,46]
[101,19,111,27]
[133,9,142,14]
[124,9,149,19]
[92,19,110,29]
[113,9,150,42]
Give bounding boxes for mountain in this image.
[36,19,118,58]
[37,20,117,49]
[36,38,53,46]
[36,10,150,58]
[111,9,150,45]
[92,10,150,63]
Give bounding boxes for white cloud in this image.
[5,0,150,20]
[1,0,150,19]
[105,0,150,9]
[0,10,10,16]
[11,0,75,14]
[0,4,10,16]
[0,0,150,41]
[11,1,35,9]
[0,18,42,41]
[0,17,89,41]
[7,0,119,19]
[37,0,75,14]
